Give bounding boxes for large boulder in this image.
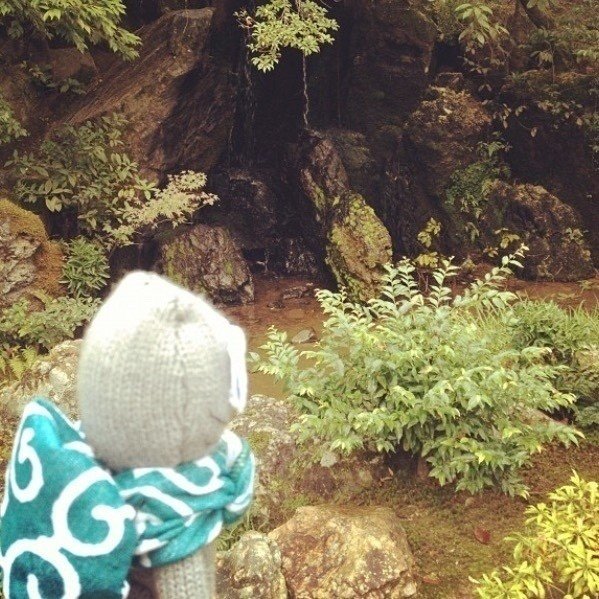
[327,194,393,301]
[403,87,492,198]
[482,182,595,281]
[291,131,393,300]
[0,199,63,309]
[502,73,599,264]
[158,223,254,305]
[217,532,287,599]
[380,87,494,257]
[66,9,235,180]
[269,505,418,598]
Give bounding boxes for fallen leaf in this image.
[474,526,491,545]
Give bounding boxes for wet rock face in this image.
[0,199,63,309]
[158,223,254,305]
[217,532,287,599]
[345,0,436,147]
[404,87,492,198]
[379,87,494,257]
[66,8,235,180]
[483,182,595,281]
[269,505,417,599]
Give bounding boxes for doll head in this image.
[77,271,247,471]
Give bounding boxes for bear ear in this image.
[227,325,247,413]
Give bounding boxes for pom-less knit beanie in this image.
[0,271,254,598]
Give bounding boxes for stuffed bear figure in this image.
[0,271,255,598]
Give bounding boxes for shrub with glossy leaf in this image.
[61,238,110,299]
[0,293,99,386]
[237,0,338,72]
[0,0,139,59]
[253,251,581,496]
[472,472,599,598]
[0,93,27,145]
[8,115,215,250]
[510,300,599,428]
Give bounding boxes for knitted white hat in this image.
[77,270,247,471]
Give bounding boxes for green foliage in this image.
[0,93,27,145]
[415,218,442,269]
[61,238,110,298]
[23,61,86,95]
[473,472,599,598]
[0,293,99,385]
[445,140,510,221]
[253,250,581,496]
[454,2,507,50]
[237,0,339,72]
[510,300,599,429]
[0,0,139,59]
[0,293,99,351]
[7,115,216,250]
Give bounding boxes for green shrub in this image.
[0,293,99,352]
[472,472,599,598]
[0,94,27,145]
[0,293,99,386]
[237,0,338,72]
[7,115,216,250]
[61,238,110,299]
[253,251,581,496]
[0,0,139,59]
[510,300,599,428]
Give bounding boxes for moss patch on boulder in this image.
[327,194,392,301]
[0,198,63,308]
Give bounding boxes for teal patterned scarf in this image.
[0,399,255,598]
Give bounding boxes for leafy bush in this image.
[0,293,99,386]
[237,0,338,72]
[253,251,581,496]
[61,238,110,299]
[8,115,216,250]
[0,294,99,351]
[0,0,139,59]
[0,94,27,145]
[473,472,599,598]
[510,300,599,428]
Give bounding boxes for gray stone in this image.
[217,532,287,599]
[269,505,418,598]
[159,224,254,305]
[291,329,317,345]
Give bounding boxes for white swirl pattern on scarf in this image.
[0,403,136,598]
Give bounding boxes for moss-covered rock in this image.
[404,87,493,198]
[0,198,63,309]
[158,223,254,305]
[482,181,595,281]
[269,505,417,598]
[327,194,393,301]
[293,131,393,301]
[217,532,287,599]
